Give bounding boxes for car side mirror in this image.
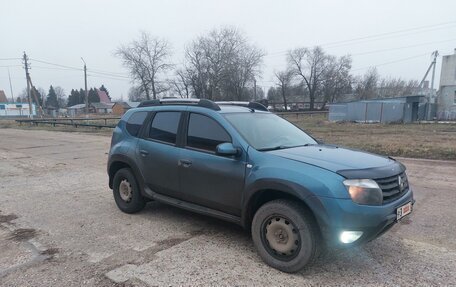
[216,143,240,156]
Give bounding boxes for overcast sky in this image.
[1,0,456,101]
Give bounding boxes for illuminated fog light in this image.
[339,231,363,244]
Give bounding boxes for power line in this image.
[88,67,129,76]
[87,69,130,79]
[351,52,430,72]
[323,22,456,48]
[32,65,82,71]
[29,58,82,71]
[0,58,21,61]
[29,57,131,79]
[351,38,456,56]
[265,21,456,57]
[87,74,131,82]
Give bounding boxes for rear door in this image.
[137,111,183,199]
[178,112,247,216]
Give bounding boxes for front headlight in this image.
[343,179,383,206]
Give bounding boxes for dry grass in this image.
[2,115,455,160]
[285,114,456,161]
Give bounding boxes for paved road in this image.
[0,128,455,286]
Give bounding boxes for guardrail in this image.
[16,117,120,129]
[276,110,328,118]
[15,111,328,129]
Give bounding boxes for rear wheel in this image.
[112,168,146,213]
[251,199,320,273]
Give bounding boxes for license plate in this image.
[396,202,412,221]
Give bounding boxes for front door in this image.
[179,113,246,216]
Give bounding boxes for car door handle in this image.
[139,150,149,157]
[179,159,192,167]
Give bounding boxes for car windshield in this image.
[224,113,317,151]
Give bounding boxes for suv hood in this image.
[267,145,397,175]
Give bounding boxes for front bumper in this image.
[312,187,415,248]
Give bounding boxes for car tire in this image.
[112,168,146,213]
[251,199,320,273]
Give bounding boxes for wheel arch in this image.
[108,154,144,191]
[242,180,328,233]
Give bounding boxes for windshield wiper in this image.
[257,143,311,152]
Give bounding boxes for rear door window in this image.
[126,111,148,137]
[187,113,231,152]
[149,112,181,144]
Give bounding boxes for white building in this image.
[437,49,456,120]
[0,103,36,117]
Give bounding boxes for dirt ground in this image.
[0,128,455,286]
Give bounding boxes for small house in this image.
[91,102,114,114]
[112,101,140,115]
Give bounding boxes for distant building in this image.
[67,102,115,116]
[329,95,429,123]
[97,90,112,103]
[437,49,456,120]
[91,102,114,114]
[67,104,91,117]
[0,90,8,103]
[112,101,140,115]
[0,103,36,117]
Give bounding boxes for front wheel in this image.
[251,199,320,273]
[112,168,146,213]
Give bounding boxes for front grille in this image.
[375,172,409,203]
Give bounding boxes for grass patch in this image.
[285,114,456,161]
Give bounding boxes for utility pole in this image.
[430,50,439,90]
[253,77,257,101]
[81,57,88,115]
[7,67,14,102]
[22,52,33,118]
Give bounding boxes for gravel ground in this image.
[0,128,455,286]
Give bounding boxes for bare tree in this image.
[377,77,419,98]
[185,27,264,101]
[128,86,146,101]
[354,68,379,100]
[288,46,332,110]
[274,70,294,111]
[54,86,67,108]
[116,32,172,100]
[321,55,352,107]
[170,68,192,98]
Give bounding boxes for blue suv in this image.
[107,99,414,273]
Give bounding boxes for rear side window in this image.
[149,112,181,144]
[187,113,231,152]
[126,111,148,137]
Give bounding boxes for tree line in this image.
[17,84,111,108]
[117,27,420,109]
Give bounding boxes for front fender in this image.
[241,178,331,229]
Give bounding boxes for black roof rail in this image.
[137,99,160,107]
[137,98,221,111]
[137,99,268,112]
[216,101,269,112]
